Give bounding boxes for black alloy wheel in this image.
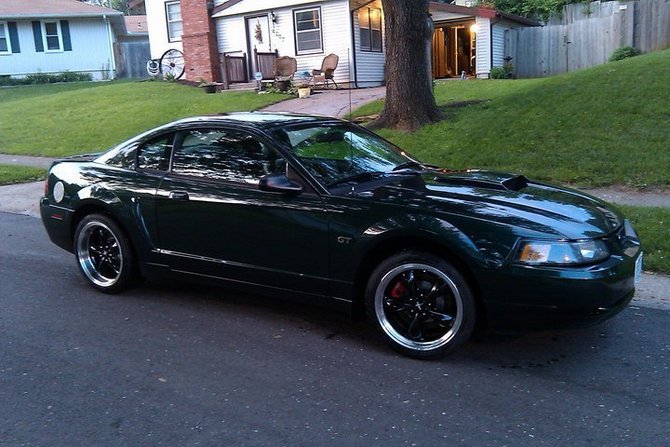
[366,251,476,359]
[74,214,138,293]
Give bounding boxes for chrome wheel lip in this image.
[374,263,464,352]
[76,221,123,288]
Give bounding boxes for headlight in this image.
[516,240,610,266]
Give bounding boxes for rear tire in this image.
[365,251,476,359]
[74,214,138,293]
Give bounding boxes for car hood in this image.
[370,170,622,240]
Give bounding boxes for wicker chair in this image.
[275,56,297,81]
[311,53,339,89]
[273,56,297,91]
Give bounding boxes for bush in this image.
[610,46,641,62]
[0,71,92,86]
[490,67,507,79]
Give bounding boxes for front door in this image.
[246,15,272,76]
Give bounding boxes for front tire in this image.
[74,214,138,293]
[365,251,476,359]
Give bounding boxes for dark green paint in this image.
[40,113,641,330]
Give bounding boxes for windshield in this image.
[274,123,421,187]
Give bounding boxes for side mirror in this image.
[259,173,303,195]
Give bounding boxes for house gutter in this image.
[349,9,358,88]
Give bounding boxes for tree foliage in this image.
[478,0,590,21]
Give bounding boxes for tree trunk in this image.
[370,0,442,132]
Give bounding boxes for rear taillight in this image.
[44,177,49,197]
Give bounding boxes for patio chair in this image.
[275,56,297,81]
[274,56,297,91]
[311,53,339,89]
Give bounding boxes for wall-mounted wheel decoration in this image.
[159,49,185,80]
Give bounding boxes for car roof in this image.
[169,112,342,132]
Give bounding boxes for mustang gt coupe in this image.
[41,113,643,358]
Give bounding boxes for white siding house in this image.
[146,0,183,60]
[0,0,123,80]
[213,0,356,87]
[351,0,385,87]
[142,0,537,86]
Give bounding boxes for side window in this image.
[138,134,172,171]
[172,129,281,185]
[105,144,137,169]
[165,1,183,42]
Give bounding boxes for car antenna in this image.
[348,48,352,122]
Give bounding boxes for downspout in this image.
[350,9,359,88]
[103,15,117,79]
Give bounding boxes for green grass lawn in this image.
[0,80,285,157]
[618,205,670,274]
[360,49,670,188]
[0,164,45,185]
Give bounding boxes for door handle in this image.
[168,191,189,201]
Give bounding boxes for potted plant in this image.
[297,81,311,98]
[198,78,218,93]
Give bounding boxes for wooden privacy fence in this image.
[115,41,150,79]
[220,51,248,88]
[507,0,670,78]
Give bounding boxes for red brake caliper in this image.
[390,281,406,299]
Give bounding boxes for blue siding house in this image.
[0,0,126,80]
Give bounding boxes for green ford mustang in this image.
[40,113,643,358]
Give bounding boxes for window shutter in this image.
[8,22,20,53]
[60,20,72,51]
[32,21,44,52]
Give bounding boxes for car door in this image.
[154,126,332,298]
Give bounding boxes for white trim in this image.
[293,6,323,55]
[165,0,183,43]
[0,21,12,54]
[42,20,64,52]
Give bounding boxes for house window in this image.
[43,21,63,51]
[294,7,323,54]
[0,22,10,53]
[165,1,183,42]
[359,8,382,52]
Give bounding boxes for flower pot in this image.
[201,84,217,93]
[275,80,290,92]
[298,87,311,98]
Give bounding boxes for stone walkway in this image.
[261,86,386,118]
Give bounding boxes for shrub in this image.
[0,71,92,86]
[490,67,507,79]
[610,46,641,62]
[490,62,515,79]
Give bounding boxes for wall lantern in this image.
[470,23,479,34]
[270,11,277,23]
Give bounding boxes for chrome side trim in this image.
[153,248,349,284]
[170,268,351,303]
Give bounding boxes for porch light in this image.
[270,11,277,23]
[470,23,479,34]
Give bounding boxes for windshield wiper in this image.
[327,171,384,188]
[392,161,423,171]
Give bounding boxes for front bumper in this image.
[477,249,641,331]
